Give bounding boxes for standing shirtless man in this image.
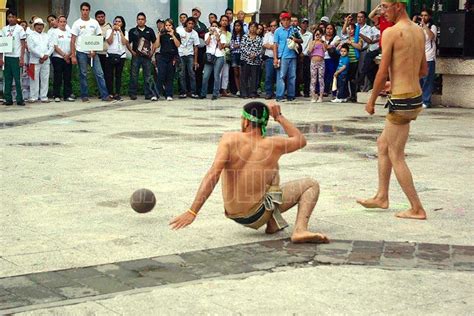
[357,0,427,220]
[170,101,329,243]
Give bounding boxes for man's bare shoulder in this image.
[220,132,243,144]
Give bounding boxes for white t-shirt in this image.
[358,24,371,50]
[105,29,128,57]
[205,32,227,58]
[300,30,313,56]
[424,24,437,62]
[368,26,380,52]
[322,35,340,59]
[52,28,72,58]
[263,31,274,58]
[177,28,200,57]
[2,24,26,58]
[70,18,102,53]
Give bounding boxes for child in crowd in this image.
[308,29,326,103]
[331,43,350,103]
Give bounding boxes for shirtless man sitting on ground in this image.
[357,0,427,220]
[170,101,329,243]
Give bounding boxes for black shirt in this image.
[129,26,157,56]
[158,32,181,60]
[193,20,208,39]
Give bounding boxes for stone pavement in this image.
[0,98,473,314]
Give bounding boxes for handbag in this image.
[206,53,217,65]
[326,36,339,59]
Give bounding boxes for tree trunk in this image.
[51,0,70,17]
[308,0,322,24]
[326,0,344,20]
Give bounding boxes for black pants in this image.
[302,55,311,96]
[363,49,380,89]
[195,47,206,94]
[51,56,72,99]
[240,62,258,98]
[156,57,176,97]
[348,62,358,100]
[105,57,125,96]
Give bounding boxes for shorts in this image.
[231,53,241,67]
[385,94,423,125]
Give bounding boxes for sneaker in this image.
[102,96,113,102]
[317,97,323,103]
[275,98,286,102]
[331,98,343,103]
[54,97,61,102]
[16,101,25,106]
[191,94,199,99]
[130,95,137,100]
[114,95,122,101]
[82,97,90,102]
[341,98,348,103]
[178,94,187,99]
[3,101,13,106]
[287,98,295,102]
[236,91,240,97]
[311,98,316,103]
[151,96,158,101]
[422,103,430,109]
[28,99,36,103]
[199,95,206,99]
[41,98,50,103]
[166,96,173,101]
[66,97,75,102]
[211,95,218,100]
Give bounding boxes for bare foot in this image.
[395,209,427,220]
[265,217,285,234]
[291,231,329,244]
[356,197,389,209]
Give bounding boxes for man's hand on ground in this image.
[169,211,196,230]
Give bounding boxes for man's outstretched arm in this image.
[169,135,230,230]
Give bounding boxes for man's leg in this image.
[91,54,109,100]
[275,59,288,100]
[29,64,40,101]
[142,58,154,99]
[186,56,197,95]
[178,56,187,95]
[128,56,139,98]
[267,178,329,243]
[357,129,391,209]
[3,57,14,103]
[286,58,297,99]
[303,55,311,97]
[422,60,436,106]
[384,120,426,219]
[12,58,24,103]
[39,63,50,101]
[76,52,89,99]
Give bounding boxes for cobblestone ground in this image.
[0,98,473,314]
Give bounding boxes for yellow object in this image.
[187,209,198,217]
[0,0,7,29]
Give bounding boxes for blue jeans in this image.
[76,51,109,99]
[201,56,225,98]
[337,74,348,99]
[179,55,196,95]
[264,58,276,97]
[324,58,338,95]
[129,56,154,98]
[156,57,176,98]
[420,60,435,106]
[276,57,296,100]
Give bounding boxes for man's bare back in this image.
[384,21,425,96]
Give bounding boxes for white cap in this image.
[33,18,45,25]
[192,7,202,13]
[321,16,330,23]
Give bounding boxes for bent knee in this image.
[377,137,388,153]
[304,177,320,191]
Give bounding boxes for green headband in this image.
[242,107,269,137]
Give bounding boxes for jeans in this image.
[156,57,176,98]
[324,58,338,95]
[240,62,259,98]
[276,57,297,100]
[201,56,225,98]
[51,56,72,99]
[105,57,125,96]
[420,60,436,106]
[264,58,276,97]
[348,62,358,100]
[129,55,154,98]
[337,74,348,99]
[3,57,23,103]
[76,51,109,99]
[179,55,196,95]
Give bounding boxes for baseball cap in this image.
[33,18,45,26]
[280,12,291,20]
[192,7,202,13]
[320,16,330,23]
[301,18,309,23]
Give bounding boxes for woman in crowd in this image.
[105,16,128,101]
[51,15,73,102]
[239,22,263,98]
[230,20,244,96]
[200,21,227,100]
[219,15,231,97]
[155,19,181,101]
[308,28,326,103]
[322,23,340,97]
[255,23,265,95]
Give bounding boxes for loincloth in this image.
[385,94,423,125]
[225,186,289,230]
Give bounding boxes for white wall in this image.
[69,0,170,31]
